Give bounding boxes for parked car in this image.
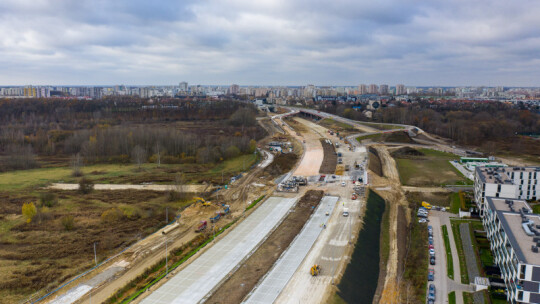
[427,300,434,304]
[341,182,346,187]
[427,225,433,231]
[430,256,436,265]
[428,269,434,281]
[418,218,428,223]
[417,213,428,219]
[428,284,436,300]
[428,239,434,245]
[429,249,435,256]
[429,244,434,249]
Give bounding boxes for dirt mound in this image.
[368,147,383,177]
[263,153,298,177]
[384,131,414,143]
[390,147,425,158]
[319,139,337,174]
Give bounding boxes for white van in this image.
[343,208,349,217]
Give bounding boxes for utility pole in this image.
[93,242,97,267]
[166,207,168,224]
[165,238,168,275]
[222,170,224,184]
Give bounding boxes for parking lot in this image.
[427,216,448,304]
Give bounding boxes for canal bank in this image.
[335,190,387,303]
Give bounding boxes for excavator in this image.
[310,264,321,276]
[193,197,212,207]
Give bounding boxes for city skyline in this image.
[1,0,540,86]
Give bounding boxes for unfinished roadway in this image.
[138,197,297,304]
[243,196,339,304]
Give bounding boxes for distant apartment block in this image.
[482,197,540,303]
[475,166,540,216]
[396,84,406,95]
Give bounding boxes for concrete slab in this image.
[140,197,297,304]
[243,196,339,304]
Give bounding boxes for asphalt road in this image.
[428,215,448,304]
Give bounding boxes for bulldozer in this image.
[193,197,212,207]
[310,264,321,276]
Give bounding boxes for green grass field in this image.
[319,118,356,133]
[357,122,405,131]
[0,154,258,192]
[448,291,456,304]
[394,148,470,186]
[442,225,454,279]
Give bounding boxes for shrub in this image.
[79,177,94,194]
[61,215,75,231]
[101,208,124,223]
[22,202,37,223]
[39,192,58,207]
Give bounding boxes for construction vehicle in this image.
[221,204,230,215]
[310,264,321,276]
[194,197,212,207]
[422,201,432,209]
[196,221,207,232]
[210,213,221,223]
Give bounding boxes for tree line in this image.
[323,100,540,155]
[0,98,262,170]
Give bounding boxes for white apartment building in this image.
[482,197,540,303]
[475,167,540,216]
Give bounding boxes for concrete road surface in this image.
[139,197,297,304]
[243,196,339,304]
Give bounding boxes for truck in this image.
[195,221,207,232]
[422,201,432,209]
[343,208,349,217]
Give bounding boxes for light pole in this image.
[166,207,168,224]
[165,238,168,275]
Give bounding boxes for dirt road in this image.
[48,183,211,192]
[289,118,324,176]
[368,145,411,303]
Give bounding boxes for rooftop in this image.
[476,166,540,184]
[486,197,540,265]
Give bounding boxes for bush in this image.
[61,215,75,231]
[39,192,58,207]
[101,208,124,223]
[22,202,37,223]
[79,177,94,194]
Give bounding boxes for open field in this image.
[357,122,405,131]
[319,118,356,135]
[0,154,257,192]
[405,191,452,207]
[0,189,188,304]
[394,148,470,186]
[357,131,414,144]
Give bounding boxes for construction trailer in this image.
[277,181,299,193]
[291,176,307,186]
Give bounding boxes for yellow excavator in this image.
[193,197,212,207]
[310,264,321,276]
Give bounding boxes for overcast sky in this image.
[1,0,539,86]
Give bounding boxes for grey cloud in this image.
[0,0,540,86]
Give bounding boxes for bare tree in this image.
[5,144,37,170]
[70,153,83,177]
[131,145,147,169]
[153,142,163,167]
